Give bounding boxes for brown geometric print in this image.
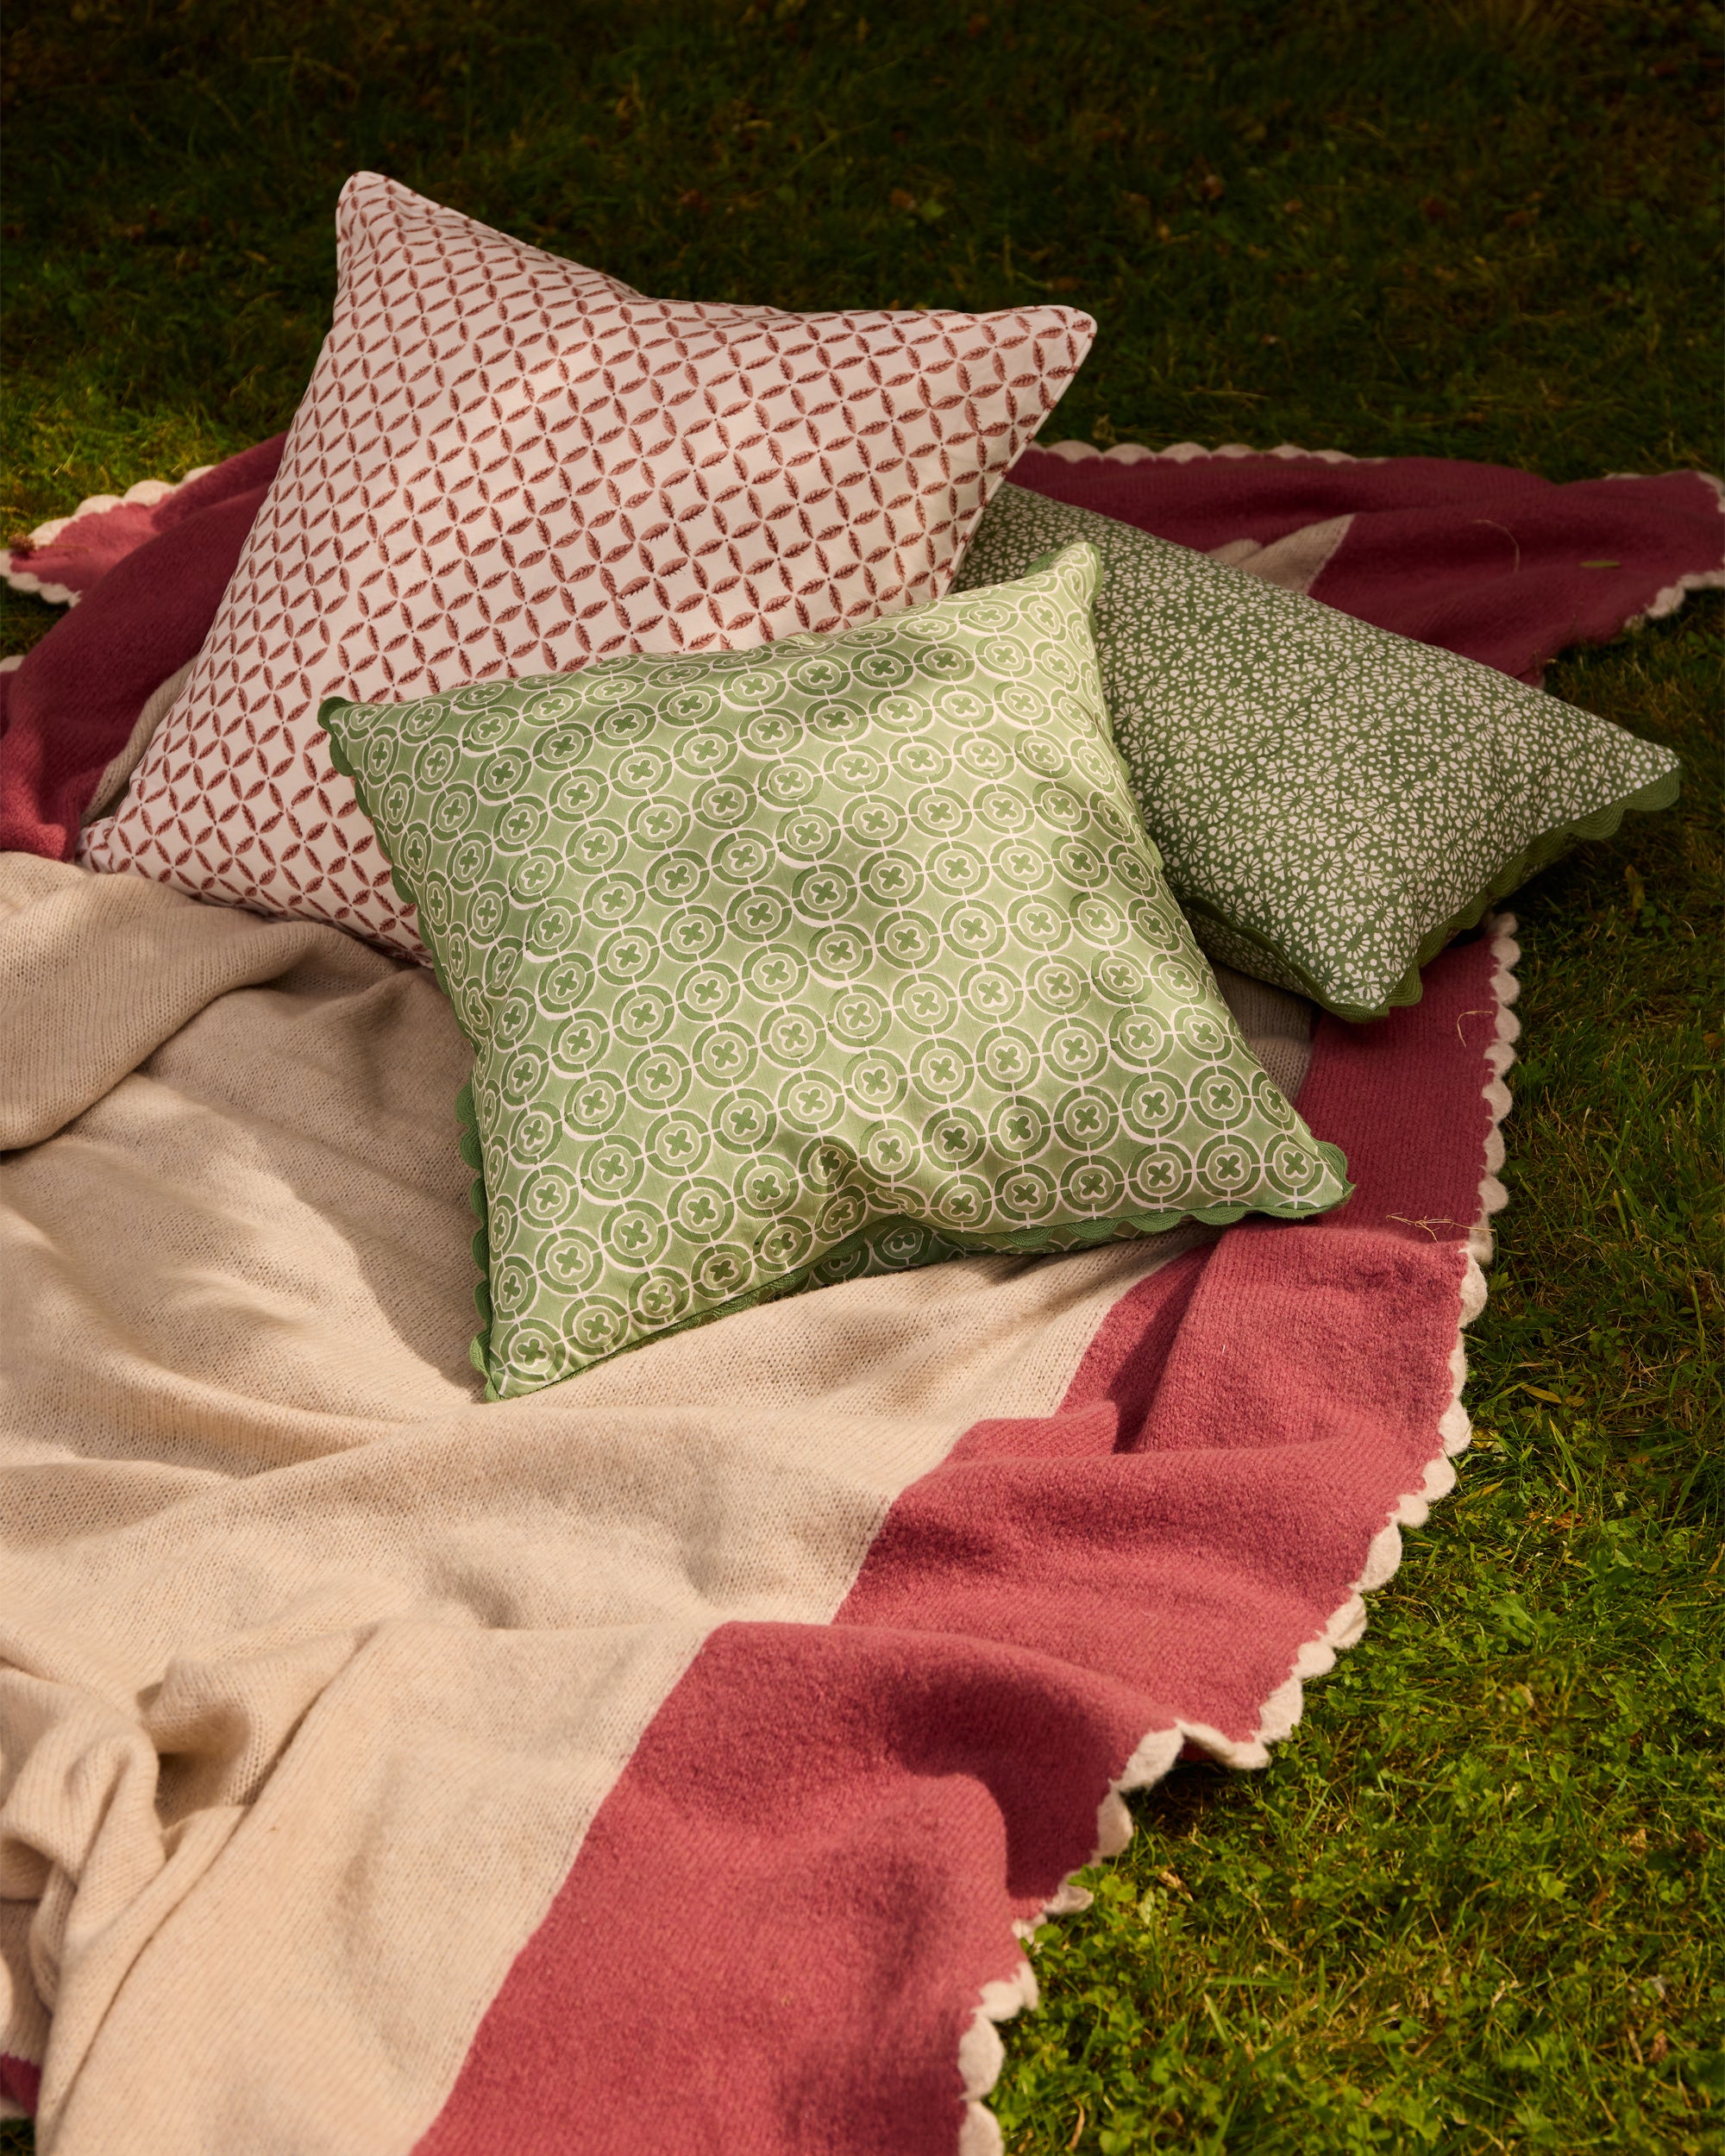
[82,173,1095,958]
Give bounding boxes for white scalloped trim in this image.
[1637,564,1725,625]
[1609,469,1725,629]
[1032,448,1725,634]
[962,917,1521,2152]
[3,567,81,607]
[1036,437,1381,467]
[3,467,214,609]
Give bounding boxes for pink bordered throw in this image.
[0,825,1516,2152]
[0,397,1704,2148]
[409,935,1521,2156]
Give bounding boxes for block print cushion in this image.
[957,484,1681,1019]
[321,542,1351,1398]
[81,172,1095,960]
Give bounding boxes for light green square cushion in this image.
[957,484,1681,1020]
[321,542,1350,1400]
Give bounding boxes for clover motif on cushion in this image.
[323,542,1351,1398]
[957,483,1681,1018]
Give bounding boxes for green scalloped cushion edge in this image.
[320,693,1352,1401]
[455,1083,1352,1391]
[1178,764,1682,1025]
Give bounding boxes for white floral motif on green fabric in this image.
[323,542,1349,1400]
[957,485,1681,1019]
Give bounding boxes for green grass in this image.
[1,3,1719,2151]
[995,609,1725,2156]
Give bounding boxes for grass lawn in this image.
[2,3,1719,2150]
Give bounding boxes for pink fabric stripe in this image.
[1011,447,1723,682]
[0,437,288,860]
[414,934,1502,2156]
[1,2054,42,2115]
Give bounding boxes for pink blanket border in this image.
[951,918,1519,2148]
[1036,437,1725,630]
[3,469,216,609]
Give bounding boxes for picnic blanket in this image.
[3,436,1720,862]
[2,837,1515,2154]
[2,431,1679,2150]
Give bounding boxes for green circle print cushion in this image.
[321,540,1351,1400]
[957,483,1680,1021]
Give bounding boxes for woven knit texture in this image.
[323,542,1348,1396]
[82,174,1094,956]
[0,844,1505,2156]
[957,482,1681,1017]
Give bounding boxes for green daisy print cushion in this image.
[957,484,1681,1020]
[322,541,1350,1399]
